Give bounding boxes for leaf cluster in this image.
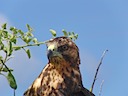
[0,24,40,90]
[0,23,78,93]
[50,29,78,41]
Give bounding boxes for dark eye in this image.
[62,45,68,50]
[58,44,68,52]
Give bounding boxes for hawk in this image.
[24,36,94,96]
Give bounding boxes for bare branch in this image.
[99,80,104,96]
[90,49,108,92]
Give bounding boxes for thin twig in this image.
[0,73,6,77]
[0,59,11,73]
[90,49,108,92]
[12,40,48,49]
[99,80,104,96]
[0,53,11,73]
[6,56,14,62]
[14,89,15,96]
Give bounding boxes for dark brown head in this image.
[46,36,80,66]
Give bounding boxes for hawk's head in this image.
[46,36,80,66]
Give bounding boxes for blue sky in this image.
[0,0,128,96]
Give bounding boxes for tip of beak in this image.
[47,50,53,60]
[47,49,63,61]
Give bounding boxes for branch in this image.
[12,40,48,48]
[90,49,108,92]
[99,80,104,96]
[0,59,11,73]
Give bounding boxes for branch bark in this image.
[99,80,104,96]
[90,49,108,92]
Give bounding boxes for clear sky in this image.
[0,0,128,96]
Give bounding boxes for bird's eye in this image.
[62,45,68,50]
[58,44,68,52]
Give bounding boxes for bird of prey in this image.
[24,36,95,96]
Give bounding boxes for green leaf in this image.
[3,47,7,53]
[10,27,15,31]
[67,31,78,41]
[26,38,32,44]
[0,56,3,61]
[18,30,24,36]
[0,43,4,50]
[26,24,33,32]
[9,41,12,51]
[69,35,73,40]
[72,32,75,35]
[75,34,78,39]
[22,35,30,44]
[0,65,3,71]
[50,29,56,37]
[2,31,8,38]
[33,38,38,43]
[2,67,13,72]
[10,37,17,44]
[14,47,21,51]
[62,29,68,37]
[26,32,33,37]
[68,32,71,35]
[10,27,18,35]
[7,72,17,90]
[8,41,13,56]
[13,29,18,35]
[26,49,31,59]
[2,67,8,72]
[0,30,2,34]
[2,23,7,29]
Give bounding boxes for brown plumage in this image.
[24,37,95,96]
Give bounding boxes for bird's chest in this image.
[43,69,64,91]
[37,65,80,96]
